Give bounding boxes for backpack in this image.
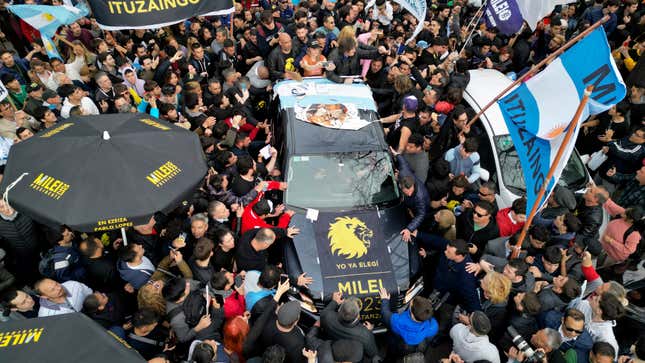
[168,289,207,328]
[38,248,72,279]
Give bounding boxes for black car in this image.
[272,78,423,327]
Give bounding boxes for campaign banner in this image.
[314,211,397,321]
[485,0,569,35]
[498,27,626,214]
[87,0,234,30]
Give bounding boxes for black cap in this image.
[308,40,322,49]
[471,311,492,336]
[277,301,301,326]
[26,82,42,93]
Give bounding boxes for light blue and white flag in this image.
[9,4,88,38]
[366,0,426,43]
[486,0,569,35]
[498,27,626,214]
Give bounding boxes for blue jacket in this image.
[50,245,86,283]
[117,259,153,289]
[544,310,593,363]
[397,154,429,231]
[416,232,481,312]
[0,57,30,84]
[245,289,274,311]
[381,298,438,345]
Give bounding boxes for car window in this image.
[286,151,399,209]
[494,135,587,194]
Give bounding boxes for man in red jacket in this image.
[496,197,527,237]
[240,180,293,234]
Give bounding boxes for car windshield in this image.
[494,135,588,194]
[286,151,399,209]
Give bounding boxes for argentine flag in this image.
[498,27,626,214]
[9,4,89,59]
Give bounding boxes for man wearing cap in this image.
[300,40,327,77]
[368,0,393,26]
[450,311,500,363]
[23,82,46,117]
[243,279,306,363]
[240,180,292,234]
[381,95,420,153]
[1,73,27,110]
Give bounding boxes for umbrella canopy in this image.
[0,113,207,232]
[0,313,146,362]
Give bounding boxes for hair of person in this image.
[262,345,286,363]
[162,277,187,302]
[511,197,527,215]
[82,294,100,314]
[80,237,100,257]
[192,342,216,363]
[223,316,250,359]
[544,245,563,264]
[481,181,497,192]
[448,239,469,256]
[193,237,214,261]
[208,200,225,215]
[407,133,424,148]
[475,200,494,215]
[507,258,529,277]
[521,292,542,315]
[254,228,275,244]
[137,283,167,317]
[0,289,19,308]
[118,243,139,263]
[482,271,512,304]
[190,212,209,226]
[258,265,280,289]
[183,92,200,110]
[132,308,159,328]
[599,292,626,321]
[235,132,250,145]
[529,224,551,245]
[210,270,230,290]
[604,281,627,305]
[252,198,272,216]
[451,175,470,189]
[452,104,467,120]
[562,212,582,233]
[410,296,433,321]
[338,36,357,54]
[593,186,609,204]
[563,308,585,322]
[560,278,581,303]
[399,175,415,189]
[462,137,479,153]
[635,334,645,360]
[236,154,255,175]
[213,228,234,246]
[592,341,616,359]
[338,297,361,324]
[436,209,457,240]
[542,328,563,350]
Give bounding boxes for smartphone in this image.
[321,61,331,67]
[280,274,289,284]
[178,232,187,242]
[234,274,244,288]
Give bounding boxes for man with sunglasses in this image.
[456,200,499,261]
[546,308,594,363]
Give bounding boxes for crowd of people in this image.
[0,0,643,362]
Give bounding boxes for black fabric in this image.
[0,113,207,232]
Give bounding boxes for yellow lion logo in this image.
[328,217,373,259]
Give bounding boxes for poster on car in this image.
[313,211,397,320]
[294,103,370,130]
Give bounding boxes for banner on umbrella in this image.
[485,0,569,35]
[313,212,397,320]
[498,27,626,214]
[86,0,234,30]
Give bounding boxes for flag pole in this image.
[510,85,594,259]
[460,0,487,54]
[465,15,609,130]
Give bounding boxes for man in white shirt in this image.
[59,84,100,119]
[450,311,500,363]
[35,278,93,317]
[367,0,393,26]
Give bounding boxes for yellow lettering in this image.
[33,173,48,187]
[338,281,352,295]
[0,334,11,347]
[356,281,369,294]
[148,0,160,11]
[123,1,136,14]
[189,0,200,3]
[26,329,42,343]
[136,0,147,12]
[367,279,379,293]
[177,0,188,6]
[164,0,176,8]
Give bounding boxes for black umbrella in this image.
[0,113,207,232]
[0,313,146,362]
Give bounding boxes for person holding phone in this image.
[207,270,246,320]
[300,40,327,77]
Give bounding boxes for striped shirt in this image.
[38,281,93,317]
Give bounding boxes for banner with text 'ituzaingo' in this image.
[87,0,234,30]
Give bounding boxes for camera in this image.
[507,326,546,363]
[428,290,450,311]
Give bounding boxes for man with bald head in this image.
[266,33,300,82]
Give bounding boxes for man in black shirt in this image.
[79,236,123,292]
[211,228,236,272]
[126,309,169,360]
[188,237,217,284]
[235,228,276,272]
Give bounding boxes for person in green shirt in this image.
[1,73,28,110]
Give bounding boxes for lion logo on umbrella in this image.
[328,217,373,259]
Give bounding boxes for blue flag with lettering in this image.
[485,0,570,35]
[497,27,626,214]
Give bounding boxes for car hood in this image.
[284,204,411,301]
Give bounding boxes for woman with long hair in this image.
[137,279,167,317]
[223,316,250,362]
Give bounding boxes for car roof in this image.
[274,78,387,155]
[464,69,514,136]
